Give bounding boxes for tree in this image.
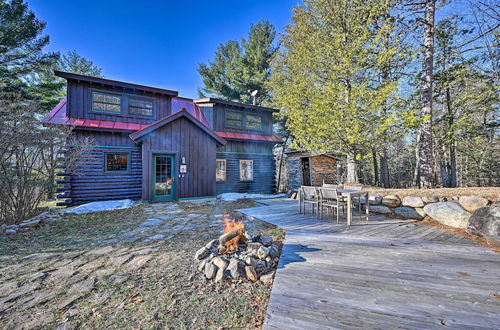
[269,0,402,183]
[415,0,437,188]
[0,0,57,82]
[198,20,276,105]
[58,50,104,77]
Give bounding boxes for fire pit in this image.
[194,214,280,284]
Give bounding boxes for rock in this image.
[467,206,499,244]
[268,245,279,258]
[382,195,401,208]
[139,218,163,227]
[144,234,165,242]
[368,194,383,205]
[204,262,218,280]
[257,246,270,259]
[423,202,471,229]
[205,239,219,250]
[260,271,275,285]
[415,208,426,218]
[402,196,425,208]
[247,242,262,251]
[63,304,80,317]
[226,258,244,279]
[212,257,229,271]
[260,235,273,246]
[215,268,225,283]
[459,195,489,213]
[369,205,392,214]
[245,266,258,282]
[194,247,209,260]
[244,256,256,267]
[197,258,209,272]
[255,259,269,274]
[5,229,17,235]
[394,207,424,220]
[19,219,41,228]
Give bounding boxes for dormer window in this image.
[225,110,262,130]
[92,91,121,113]
[129,96,154,117]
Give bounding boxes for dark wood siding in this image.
[66,130,142,205]
[216,141,275,194]
[140,116,218,200]
[67,80,171,123]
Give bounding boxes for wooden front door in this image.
[152,154,175,201]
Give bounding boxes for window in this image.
[129,96,154,117]
[92,91,121,113]
[239,160,253,181]
[225,111,244,128]
[216,159,226,182]
[225,111,262,130]
[245,114,262,130]
[105,153,128,172]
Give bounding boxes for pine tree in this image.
[198,20,276,105]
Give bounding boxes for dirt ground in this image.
[364,186,500,201]
[0,199,283,329]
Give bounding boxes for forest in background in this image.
[198,0,499,191]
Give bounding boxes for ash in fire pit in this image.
[194,214,280,285]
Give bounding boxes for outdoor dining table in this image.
[330,188,370,226]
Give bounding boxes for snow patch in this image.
[218,193,287,202]
[62,199,136,215]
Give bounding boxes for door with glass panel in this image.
[152,154,175,201]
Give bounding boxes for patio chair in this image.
[300,186,320,216]
[319,188,347,223]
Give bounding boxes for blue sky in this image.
[27,0,298,99]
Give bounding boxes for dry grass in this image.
[0,199,283,329]
[361,186,500,201]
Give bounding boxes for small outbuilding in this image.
[285,151,339,190]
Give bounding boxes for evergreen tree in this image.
[198,20,276,105]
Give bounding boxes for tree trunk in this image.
[276,133,290,193]
[372,150,379,186]
[446,87,457,188]
[379,148,390,188]
[417,0,436,189]
[346,151,358,184]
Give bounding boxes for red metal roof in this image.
[42,97,280,143]
[214,131,283,143]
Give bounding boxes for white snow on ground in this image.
[62,199,136,215]
[218,193,287,202]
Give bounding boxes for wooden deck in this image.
[239,199,500,329]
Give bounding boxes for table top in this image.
[323,188,368,196]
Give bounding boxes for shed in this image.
[286,151,339,190]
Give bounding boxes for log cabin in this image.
[42,71,281,205]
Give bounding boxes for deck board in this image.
[238,199,500,329]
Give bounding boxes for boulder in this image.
[257,235,273,247]
[246,242,262,251]
[260,271,276,285]
[382,195,401,208]
[466,206,499,245]
[458,195,489,213]
[369,205,392,214]
[245,266,258,282]
[422,196,439,204]
[194,247,209,260]
[394,207,424,220]
[205,239,219,250]
[226,258,245,279]
[204,262,218,280]
[402,196,425,208]
[369,194,383,205]
[212,257,229,271]
[423,202,471,229]
[268,245,280,258]
[415,208,426,218]
[257,246,270,259]
[215,268,225,283]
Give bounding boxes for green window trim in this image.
[92,91,122,114]
[104,152,129,172]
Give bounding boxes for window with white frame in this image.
[216,159,226,182]
[239,160,253,181]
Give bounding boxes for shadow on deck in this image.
[239,198,500,329]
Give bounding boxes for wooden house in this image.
[43,71,281,205]
[285,151,339,190]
